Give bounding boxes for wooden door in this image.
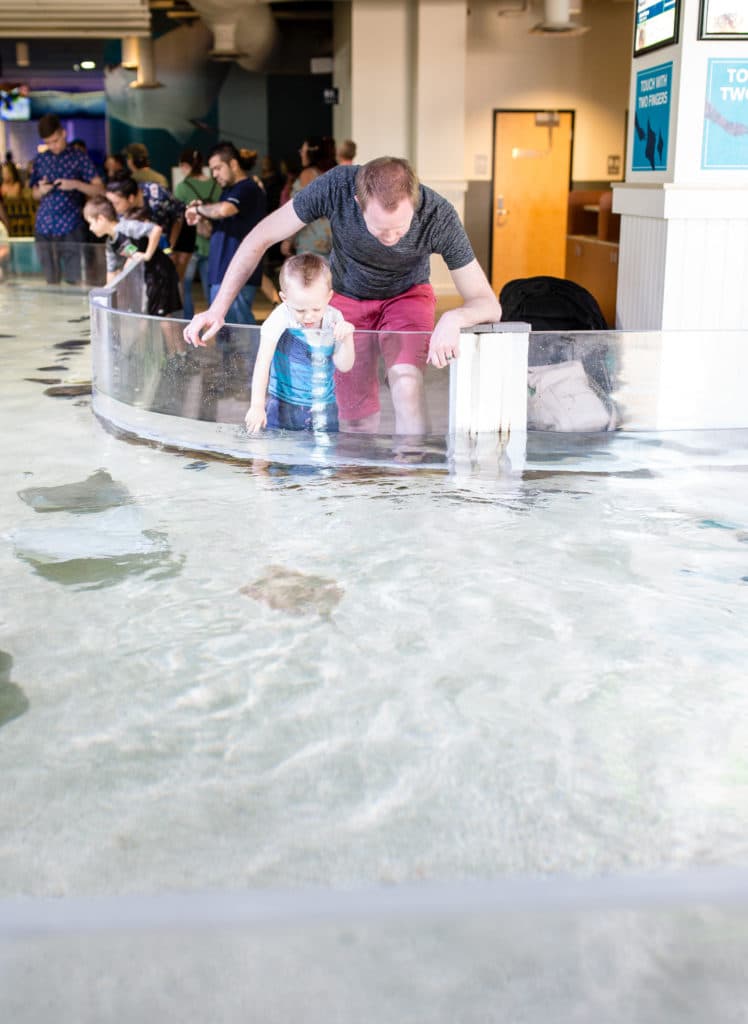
[490,111,573,294]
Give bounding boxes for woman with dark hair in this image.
[281,136,332,260]
[105,174,184,254]
[173,148,219,318]
[103,153,127,180]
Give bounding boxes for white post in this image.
[448,322,529,474]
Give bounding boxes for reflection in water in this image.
[18,469,131,514]
[241,565,344,617]
[10,504,183,590]
[17,551,185,590]
[0,650,29,729]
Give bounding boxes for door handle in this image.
[496,195,510,224]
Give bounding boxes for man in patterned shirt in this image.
[30,114,104,285]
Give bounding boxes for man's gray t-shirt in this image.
[291,165,475,300]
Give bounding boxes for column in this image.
[614,0,748,329]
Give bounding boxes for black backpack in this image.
[500,275,611,394]
[499,275,607,331]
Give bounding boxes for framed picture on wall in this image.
[699,0,748,39]
[633,0,681,57]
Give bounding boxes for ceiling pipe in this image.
[543,0,571,27]
[121,35,139,69]
[530,0,589,35]
[15,41,30,67]
[129,36,162,88]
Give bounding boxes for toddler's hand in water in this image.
[245,405,267,434]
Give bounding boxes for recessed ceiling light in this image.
[80,60,97,70]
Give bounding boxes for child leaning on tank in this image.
[245,253,355,434]
[83,195,182,318]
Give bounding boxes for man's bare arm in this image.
[427,260,502,368]
[183,201,305,346]
[210,201,305,319]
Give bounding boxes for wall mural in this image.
[105,21,226,176]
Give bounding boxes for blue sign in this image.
[632,62,672,171]
[702,59,748,170]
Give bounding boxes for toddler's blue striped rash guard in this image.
[265,303,343,431]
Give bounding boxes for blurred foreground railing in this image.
[2,868,748,1022]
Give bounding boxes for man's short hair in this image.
[38,114,62,140]
[125,142,149,168]
[338,139,357,161]
[355,157,420,212]
[208,141,240,166]
[279,253,332,292]
[84,195,117,221]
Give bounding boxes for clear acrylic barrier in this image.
[91,266,452,470]
[527,328,748,433]
[2,871,747,1022]
[1,238,107,290]
[89,263,748,475]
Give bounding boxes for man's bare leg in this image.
[387,363,427,435]
[340,411,381,433]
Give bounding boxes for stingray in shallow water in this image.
[0,651,29,729]
[18,469,131,514]
[241,565,344,617]
[54,339,89,351]
[44,382,92,398]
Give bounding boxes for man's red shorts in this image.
[330,283,436,421]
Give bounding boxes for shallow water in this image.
[1,283,747,907]
[3,283,748,1021]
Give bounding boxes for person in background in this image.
[336,139,357,165]
[1,161,23,200]
[259,156,282,214]
[104,153,127,179]
[281,136,332,260]
[245,253,354,434]
[105,174,184,255]
[83,195,181,317]
[184,141,266,326]
[278,155,299,208]
[125,143,169,189]
[29,114,104,285]
[0,196,10,279]
[184,155,501,435]
[173,147,219,320]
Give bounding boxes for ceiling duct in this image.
[530,0,590,35]
[121,36,139,69]
[129,35,162,88]
[187,0,277,70]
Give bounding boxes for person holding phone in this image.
[30,114,104,285]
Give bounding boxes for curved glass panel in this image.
[1,238,107,290]
[91,278,450,470]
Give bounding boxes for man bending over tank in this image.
[184,156,501,435]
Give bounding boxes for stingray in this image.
[241,565,344,617]
[18,469,132,514]
[54,340,89,351]
[44,382,92,398]
[0,651,29,729]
